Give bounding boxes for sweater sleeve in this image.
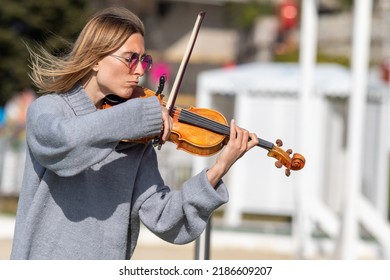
[132,144,229,245]
[26,94,162,177]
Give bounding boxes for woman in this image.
[11,7,259,259]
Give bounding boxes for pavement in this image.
[0,214,294,260]
[0,214,15,260]
[0,214,380,260]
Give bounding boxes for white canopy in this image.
[197,62,352,98]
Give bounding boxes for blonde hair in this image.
[28,7,145,94]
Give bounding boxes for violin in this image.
[102,85,305,176]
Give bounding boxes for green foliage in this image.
[273,49,300,63]
[317,52,350,67]
[224,0,273,29]
[0,0,92,105]
[273,49,350,67]
[340,0,354,9]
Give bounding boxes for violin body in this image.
[171,106,228,156]
[102,86,305,176]
[103,86,227,155]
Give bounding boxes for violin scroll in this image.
[268,139,305,176]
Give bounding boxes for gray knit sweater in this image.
[10,84,228,260]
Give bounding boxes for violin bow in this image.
[165,11,206,115]
[155,11,205,150]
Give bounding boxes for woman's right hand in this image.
[160,106,173,143]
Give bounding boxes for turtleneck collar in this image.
[61,83,97,116]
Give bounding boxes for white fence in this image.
[0,136,25,196]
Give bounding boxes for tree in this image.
[0,0,92,106]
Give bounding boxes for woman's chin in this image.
[117,86,137,99]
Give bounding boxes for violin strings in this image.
[175,108,274,150]
[178,109,230,136]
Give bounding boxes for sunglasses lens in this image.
[141,55,152,71]
[129,53,140,69]
[126,53,152,71]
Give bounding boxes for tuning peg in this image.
[276,139,283,147]
[286,149,292,155]
[285,169,291,177]
[275,161,283,168]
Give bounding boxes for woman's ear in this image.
[92,62,99,72]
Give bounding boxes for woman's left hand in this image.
[206,119,259,187]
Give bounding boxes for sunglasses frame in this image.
[110,53,152,72]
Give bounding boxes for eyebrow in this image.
[124,51,142,55]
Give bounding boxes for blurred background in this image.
[1,0,390,260]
